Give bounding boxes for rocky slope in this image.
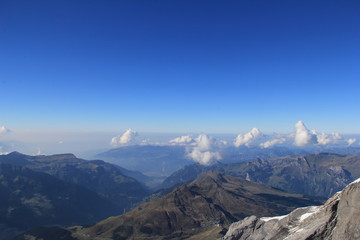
[222,178,360,240]
[162,153,360,198]
[16,171,322,240]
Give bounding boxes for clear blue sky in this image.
[1,0,359,134]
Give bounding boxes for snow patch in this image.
[299,206,320,222]
[260,214,287,222]
[342,178,360,191]
[350,178,360,184]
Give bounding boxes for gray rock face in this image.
[222,178,360,240]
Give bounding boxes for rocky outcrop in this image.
[222,178,360,240]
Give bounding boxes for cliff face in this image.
[222,178,360,240]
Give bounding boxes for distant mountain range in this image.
[94,144,360,179]
[95,145,193,177]
[162,153,360,198]
[94,145,313,177]
[222,177,360,240]
[15,171,322,240]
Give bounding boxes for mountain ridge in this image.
[16,171,322,240]
[162,153,360,198]
[0,164,122,240]
[222,177,360,240]
[0,152,149,210]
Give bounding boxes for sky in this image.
[1,0,360,141]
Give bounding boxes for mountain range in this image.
[0,152,148,208]
[162,153,360,198]
[94,145,312,178]
[0,164,120,239]
[95,145,193,177]
[3,151,360,239]
[95,145,360,180]
[15,171,322,240]
[0,152,149,239]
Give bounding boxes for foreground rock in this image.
[223,178,360,240]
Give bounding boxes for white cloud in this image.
[332,132,343,141]
[294,121,318,146]
[234,128,261,147]
[260,137,286,148]
[347,138,357,146]
[0,126,11,134]
[314,131,344,145]
[187,134,222,165]
[111,129,138,146]
[188,148,221,166]
[220,140,228,145]
[196,134,215,151]
[314,132,331,145]
[169,135,194,145]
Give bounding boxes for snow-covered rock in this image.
[223,178,360,240]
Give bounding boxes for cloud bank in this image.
[260,137,286,148]
[187,134,222,166]
[228,121,352,149]
[111,129,138,146]
[234,128,262,147]
[169,135,194,145]
[314,131,344,145]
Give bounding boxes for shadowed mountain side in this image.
[162,153,360,198]
[22,171,322,240]
[0,164,121,240]
[0,152,148,210]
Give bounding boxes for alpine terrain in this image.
[222,177,360,240]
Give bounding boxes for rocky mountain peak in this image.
[222,178,360,240]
